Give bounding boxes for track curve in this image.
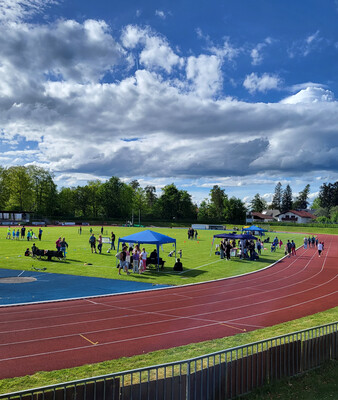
[1,234,337,379]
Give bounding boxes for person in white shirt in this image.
[318,242,323,257]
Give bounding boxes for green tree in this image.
[318,182,338,216]
[158,184,181,220]
[293,184,310,209]
[0,166,8,209]
[225,197,247,224]
[329,206,338,223]
[311,197,321,209]
[250,193,267,213]
[197,199,211,222]
[210,185,227,220]
[57,187,76,217]
[158,184,196,220]
[28,166,57,217]
[98,176,132,219]
[281,184,293,213]
[87,180,102,218]
[4,166,34,210]
[271,182,282,210]
[74,185,91,217]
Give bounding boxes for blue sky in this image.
[1,0,338,206]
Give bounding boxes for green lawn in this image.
[0,225,307,285]
[0,224,337,394]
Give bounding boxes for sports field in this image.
[0,224,337,394]
[0,225,306,286]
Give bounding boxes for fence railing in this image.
[1,321,337,400]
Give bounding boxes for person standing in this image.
[56,237,61,251]
[110,232,116,251]
[21,226,26,240]
[140,248,148,273]
[97,235,103,254]
[225,240,232,260]
[303,237,308,249]
[286,240,292,258]
[89,233,97,253]
[132,245,140,273]
[291,240,296,256]
[38,227,43,241]
[220,240,225,259]
[16,229,20,240]
[6,227,11,239]
[60,237,68,258]
[118,246,129,275]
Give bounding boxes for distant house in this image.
[276,210,317,224]
[246,210,279,224]
[0,211,30,225]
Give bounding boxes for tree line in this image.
[0,166,337,223]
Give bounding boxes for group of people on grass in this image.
[88,231,116,254]
[6,226,43,241]
[187,227,198,240]
[117,244,148,275]
[56,237,68,258]
[218,238,259,261]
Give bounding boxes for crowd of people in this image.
[117,244,148,275]
[216,233,324,261]
[217,238,260,261]
[5,226,43,241]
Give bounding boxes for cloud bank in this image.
[0,1,337,197]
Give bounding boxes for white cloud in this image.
[121,25,182,73]
[155,10,166,19]
[250,37,272,65]
[0,9,338,201]
[288,30,323,58]
[186,54,223,97]
[243,73,281,93]
[0,0,57,23]
[281,86,335,104]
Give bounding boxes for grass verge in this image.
[241,360,338,400]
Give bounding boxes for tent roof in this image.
[118,229,176,245]
[213,233,257,240]
[242,225,267,232]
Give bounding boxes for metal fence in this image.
[1,321,337,400]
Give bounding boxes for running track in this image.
[1,234,337,379]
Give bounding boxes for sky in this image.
[1,0,338,206]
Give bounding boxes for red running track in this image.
[1,234,337,379]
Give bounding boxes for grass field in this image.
[0,224,337,394]
[0,225,309,285]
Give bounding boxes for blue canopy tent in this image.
[118,230,176,270]
[242,225,268,236]
[210,232,258,255]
